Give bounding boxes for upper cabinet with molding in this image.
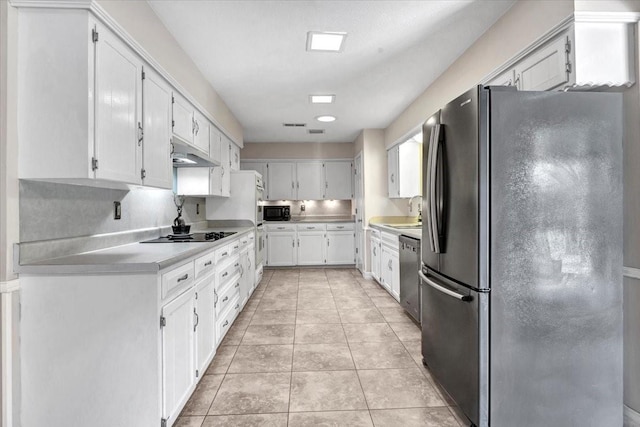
[17,11,171,188]
[486,19,636,91]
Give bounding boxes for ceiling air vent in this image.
[283,123,307,127]
[308,129,325,134]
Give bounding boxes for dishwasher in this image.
[399,235,421,323]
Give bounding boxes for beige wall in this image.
[96,0,244,145]
[356,130,408,224]
[384,0,574,147]
[241,142,353,160]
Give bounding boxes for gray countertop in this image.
[17,226,254,275]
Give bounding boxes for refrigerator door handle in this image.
[429,124,442,253]
[425,125,436,252]
[419,270,472,302]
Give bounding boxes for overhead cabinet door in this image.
[268,163,296,200]
[296,162,324,200]
[94,24,143,184]
[325,161,353,200]
[172,92,193,144]
[388,147,399,198]
[141,67,172,189]
[514,32,570,91]
[193,111,210,155]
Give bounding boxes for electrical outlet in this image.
[300,204,305,211]
[114,201,121,220]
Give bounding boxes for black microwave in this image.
[263,205,291,221]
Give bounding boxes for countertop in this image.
[16,226,254,275]
[369,223,422,240]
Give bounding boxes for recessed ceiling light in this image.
[310,95,335,104]
[306,31,347,52]
[316,115,336,123]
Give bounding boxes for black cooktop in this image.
[141,231,236,243]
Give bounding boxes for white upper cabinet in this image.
[388,139,421,199]
[141,67,173,189]
[324,161,353,200]
[268,162,296,200]
[172,92,194,145]
[220,137,231,197]
[209,126,222,165]
[485,20,635,91]
[296,162,324,200]
[230,143,241,171]
[94,24,143,185]
[18,12,146,187]
[193,110,210,155]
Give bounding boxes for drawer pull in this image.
[235,303,240,309]
[234,262,239,267]
[235,282,240,288]
[222,251,228,257]
[233,245,239,249]
[222,272,228,278]
[177,274,189,283]
[222,296,229,302]
[223,320,229,327]
[277,227,285,230]
[337,226,344,229]
[204,260,212,266]
[306,226,315,229]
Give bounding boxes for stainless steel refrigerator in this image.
[420,85,622,427]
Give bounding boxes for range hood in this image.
[171,138,220,168]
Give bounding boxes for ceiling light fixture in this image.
[310,95,335,104]
[306,31,347,52]
[316,115,336,123]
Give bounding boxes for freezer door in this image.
[437,87,479,288]
[489,90,623,426]
[420,268,488,427]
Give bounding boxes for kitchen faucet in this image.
[408,195,422,222]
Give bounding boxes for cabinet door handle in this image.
[390,173,395,183]
[193,308,199,332]
[388,260,392,270]
[515,73,521,89]
[292,240,295,248]
[223,320,229,327]
[177,274,189,282]
[291,181,295,189]
[296,181,299,189]
[204,260,212,266]
[235,282,240,288]
[214,289,218,307]
[235,303,240,309]
[222,296,229,302]
[137,122,144,145]
[373,247,376,256]
[327,239,330,247]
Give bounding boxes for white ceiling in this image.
[148,0,515,143]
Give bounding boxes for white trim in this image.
[361,272,373,280]
[241,158,354,163]
[625,405,640,426]
[574,11,640,23]
[623,266,640,280]
[0,279,19,294]
[9,0,243,147]
[1,288,17,427]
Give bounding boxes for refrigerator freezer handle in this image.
[419,271,472,302]
[429,124,443,253]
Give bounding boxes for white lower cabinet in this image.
[195,272,216,379]
[161,287,196,425]
[298,231,326,265]
[370,233,381,282]
[326,231,355,265]
[266,226,297,266]
[381,245,400,300]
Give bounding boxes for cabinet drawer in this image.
[194,250,216,280]
[229,239,242,256]
[216,277,241,316]
[296,223,326,231]
[217,295,240,343]
[265,223,296,232]
[215,244,232,264]
[240,234,250,247]
[217,256,241,289]
[161,262,195,300]
[381,231,399,249]
[327,223,354,231]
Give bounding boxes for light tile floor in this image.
[175,268,468,427]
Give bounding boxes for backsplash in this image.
[19,181,205,242]
[263,200,352,218]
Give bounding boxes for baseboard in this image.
[361,272,373,280]
[625,405,640,427]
